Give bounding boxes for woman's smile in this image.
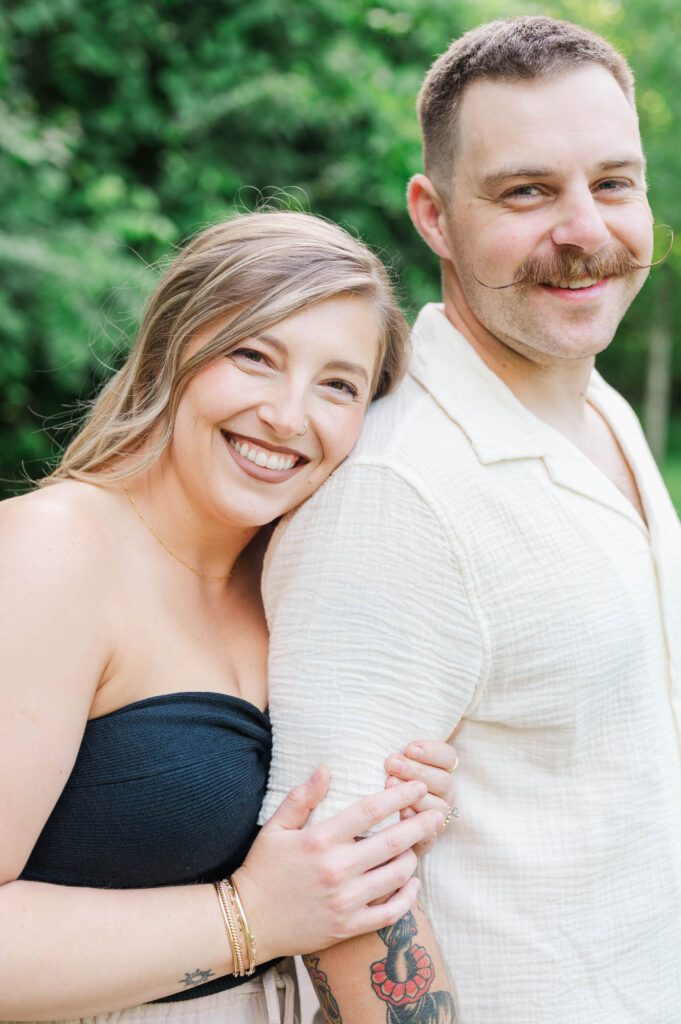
[222,429,309,482]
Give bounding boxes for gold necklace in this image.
[123,487,232,582]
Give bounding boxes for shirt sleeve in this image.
[258,460,486,829]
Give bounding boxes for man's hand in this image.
[385,727,462,856]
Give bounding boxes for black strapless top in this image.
[20,691,276,1001]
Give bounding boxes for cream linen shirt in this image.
[259,303,681,1024]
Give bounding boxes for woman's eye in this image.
[232,348,269,365]
[324,379,358,398]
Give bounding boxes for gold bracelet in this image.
[214,880,245,976]
[216,880,245,976]
[230,875,257,976]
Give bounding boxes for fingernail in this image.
[389,757,405,772]
[403,807,416,818]
[386,776,400,788]
[407,744,423,757]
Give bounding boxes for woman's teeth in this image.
[228,436,298,471]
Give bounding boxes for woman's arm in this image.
[0,494,441,1019]
[1,878,236,1017]
[1,773,439,1020]
[0,492,235,1018]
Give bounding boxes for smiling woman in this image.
[47,211,407,490]
[155,292,385,532]
[0,212,461,1024]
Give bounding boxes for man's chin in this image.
[495,320,619,365]
[518,301,629,362]
[533,332,616,362]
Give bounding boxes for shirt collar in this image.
[409,303,649,534]
[411,303,599,464]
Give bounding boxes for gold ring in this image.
[441,805,460,830]
[447,752,459,774]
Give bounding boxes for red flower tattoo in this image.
[369,911,456,1022]
[370,944,435,1005]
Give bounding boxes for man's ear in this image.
[407,175,454,261]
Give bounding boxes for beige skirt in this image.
[15,962,299,1024]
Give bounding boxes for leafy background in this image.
[1,0,679,509]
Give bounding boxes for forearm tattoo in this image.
[179,967,216,988]
[370,911,456,1023]
[304,912,455,1024]
[303,954,343,1024]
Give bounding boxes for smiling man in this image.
[260,17,681,1023]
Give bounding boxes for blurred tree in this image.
[0,0,679,496]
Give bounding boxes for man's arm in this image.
[260,461,486,830]
[260,461,487,1021]
[303,902,457,1023]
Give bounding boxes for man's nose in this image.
[550,188,611,253]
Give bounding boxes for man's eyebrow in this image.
[480,155,646,192]
[254,335,369,384]
[596,156,647,174]
[479,166,554,192]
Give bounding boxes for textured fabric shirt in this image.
[259,303,681,1024]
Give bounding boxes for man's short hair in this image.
[418,16,636,195]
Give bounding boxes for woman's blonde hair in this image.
[44,211,410,486]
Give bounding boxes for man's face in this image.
[441,65,653,363]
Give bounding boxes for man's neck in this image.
[442,294,595,450]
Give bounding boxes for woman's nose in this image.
[257,388,308,440]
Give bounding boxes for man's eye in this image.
[324,380,358,398]
[596,179,628,193]
[506,185,542,199]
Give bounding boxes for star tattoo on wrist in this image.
[179,967,216,988]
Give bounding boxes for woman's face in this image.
[168,295,382,529]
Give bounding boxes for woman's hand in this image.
[232,767,444,963]
[385,728,461,856]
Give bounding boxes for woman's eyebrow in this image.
[255,335,369,383]
[255,332,287,353]
[322,360,369,383]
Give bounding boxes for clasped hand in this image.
[233,737,460,961]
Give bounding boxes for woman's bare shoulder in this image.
[0,483,120,882]
[0,481,119,584]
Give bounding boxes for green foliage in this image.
[1,0,680,497]
[663,417,681,512]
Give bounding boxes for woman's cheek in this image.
[336,406,367,462]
